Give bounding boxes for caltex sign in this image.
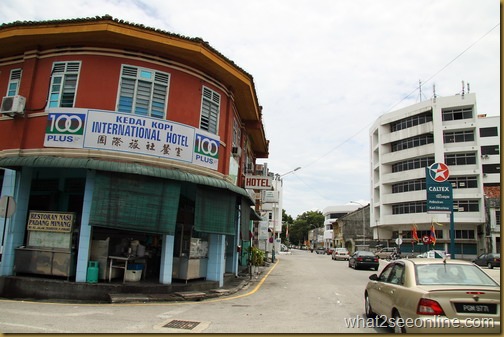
[425,163,453,213]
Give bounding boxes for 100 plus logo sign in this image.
[193,132,219,170]
[44,112,87,148]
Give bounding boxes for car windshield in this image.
[358,251,375,256]
[415,263,499,286]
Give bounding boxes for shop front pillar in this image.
[0,167,32,276]
[207,233,225,287]
[75,170,95,283]
[159,234,174,284]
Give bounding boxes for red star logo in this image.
[429,163,450,182]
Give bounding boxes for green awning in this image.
[250,208,264,221]
[0,156,253,203]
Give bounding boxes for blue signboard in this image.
[43,108,220,170]
[425,163,453,214]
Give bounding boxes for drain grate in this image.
[163,320,201,330]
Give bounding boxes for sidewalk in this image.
[108,265,270,304]
[0,264,272,304]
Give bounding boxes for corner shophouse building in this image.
[0,16,268,300]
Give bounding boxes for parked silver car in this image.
[332,248,350,261]
[375,247,397,259]
[365,259,500,333]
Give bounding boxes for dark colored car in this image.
[473,253,500,269]
[315,247,326,254]
[349,251,379,270]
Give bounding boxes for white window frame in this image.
[6,68,22,97]
[200,86,220,134]
[232,116,241,148]
[116,65,170,119]
[48,61,81,108]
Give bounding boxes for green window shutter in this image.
[240,198,251,241]
[49,62,80,108]
[194,187,236,235]
[117,65,168,118]
[200,87,220,134]
[90,172,180,235]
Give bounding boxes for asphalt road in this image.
[0,249,500,333]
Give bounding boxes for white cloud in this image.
[0,0,499,218]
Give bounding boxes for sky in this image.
[0,0,500,218]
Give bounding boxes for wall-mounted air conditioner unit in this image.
[0,95,26,116]
[231,146,242,157]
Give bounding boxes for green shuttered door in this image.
[90,172,180,235]
[194,187,237,235]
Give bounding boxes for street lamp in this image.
[275,166,301,180]
[350,201,366,246]
[271,167,301,262]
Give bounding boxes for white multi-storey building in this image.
[370,92,500,259]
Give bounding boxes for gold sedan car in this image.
[365,259,500,333]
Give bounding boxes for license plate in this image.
[454,303,497,314]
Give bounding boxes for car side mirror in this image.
[369,274,379,281]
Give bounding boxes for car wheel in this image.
[392,310,406,333]
[487,262,493,269]
[365,294,376,318]
[374,266,379,271]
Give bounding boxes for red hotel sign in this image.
[244,175,272,190]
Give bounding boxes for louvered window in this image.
[200,86,220,134]
[7,68,22,96]
[49,62,80,108]
[117,65,169,118]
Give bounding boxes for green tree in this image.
[284,210,324,246]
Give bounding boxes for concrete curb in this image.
[109,278,252,304]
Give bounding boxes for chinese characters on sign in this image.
[44,109,219,170]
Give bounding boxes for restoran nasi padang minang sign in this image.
[27,211,75,232]
[43,108,220,170]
